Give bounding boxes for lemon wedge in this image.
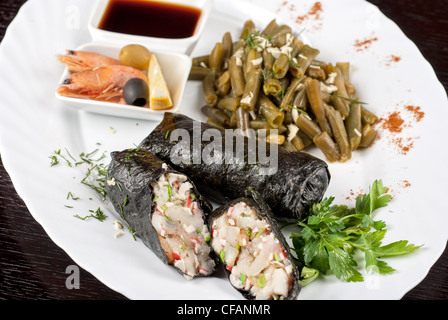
[147,54,173,110]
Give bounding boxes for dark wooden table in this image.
[1,0,447,300]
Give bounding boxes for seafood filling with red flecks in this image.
[151,168,216,279]
[211,202,295,300]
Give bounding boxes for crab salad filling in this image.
[211,201,295,300]
[151,170,215,279]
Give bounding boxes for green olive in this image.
[119,44,152,70]
[123,78,149,107]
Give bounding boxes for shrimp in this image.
[58,50,121,73]
[57,65,148,102]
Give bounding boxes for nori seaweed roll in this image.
[106,148,216,279]
[209,190,300,300]
[139,112,330,222]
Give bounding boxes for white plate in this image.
[55,42,192,121]
[0,0,447,300]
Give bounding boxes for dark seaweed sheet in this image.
[139,112,331,222]
[105,148,214,278]
[208,189,301,300]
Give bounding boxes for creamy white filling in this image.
[151,172,215,279]
[211,202,294,300]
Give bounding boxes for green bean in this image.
[280,77,304,110]
[261,19,279,37]
[249,118,271,129]
[192,55,209,67]
[361,106,378,125]
[344,101,362,151]
[222,32,233,64]
[188,65,212,80]
[209,42,225,74]
[305,64,326,81]
[263,77,283,96]
[229,110,237,128]
[283,110,294,124]
[270,25,293,47]
[266,133,285,145]
[202,71,218,106]
[249,119,287,134]
[206,118,226,130]
[313,131,341,162]
[217,96,240,112]
[240,20,256,39]
[282,139,298,152]
[229,55,245,97]
[262,49,275,71]
[240,68,262,111]
[257,93,285,128]
[290,45,320,78]
[336,62,350,81]
[273,39,301,79]
[328,64,350,119]
[291,86,308,110]
[201,105,229,126]
[359,123,377,148]
[297,130,313,148]
[235,106,250,132]
[216,70,231,96]
[295,113,321,139]
[290,135,305,151]
[244,47,263,78]
[325,104,351,162]
[305,77,332,136]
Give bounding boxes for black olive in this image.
[123,78,149,107]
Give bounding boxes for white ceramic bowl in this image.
[55,42,192,121]
[88,0,212,55]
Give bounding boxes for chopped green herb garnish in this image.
[67,192,80,200]
[255,226,267,238]
[330,94,368,105]
[74,207,107,222]
[262,68,274,80]
[240,274,247,285]
[128,227,137,241]
[220,250,225,263]
[167,184,172,200]
[290,180,421,283]
[256,274,266,288]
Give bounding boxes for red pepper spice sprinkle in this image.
[354,34,378,52]
[295,1,323,24]
[375,104,424,155]
[385,54,401,66]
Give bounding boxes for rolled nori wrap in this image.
[209,189,301,300]
[105,148,217,279]
[139,112,330,222]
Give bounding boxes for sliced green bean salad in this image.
[189,19,378,162]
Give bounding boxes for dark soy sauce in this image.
[99,0,202,39]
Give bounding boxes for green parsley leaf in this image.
[289,179,420,285]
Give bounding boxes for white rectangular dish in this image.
[55,42,192,121]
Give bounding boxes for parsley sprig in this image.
[290,180,421,284]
